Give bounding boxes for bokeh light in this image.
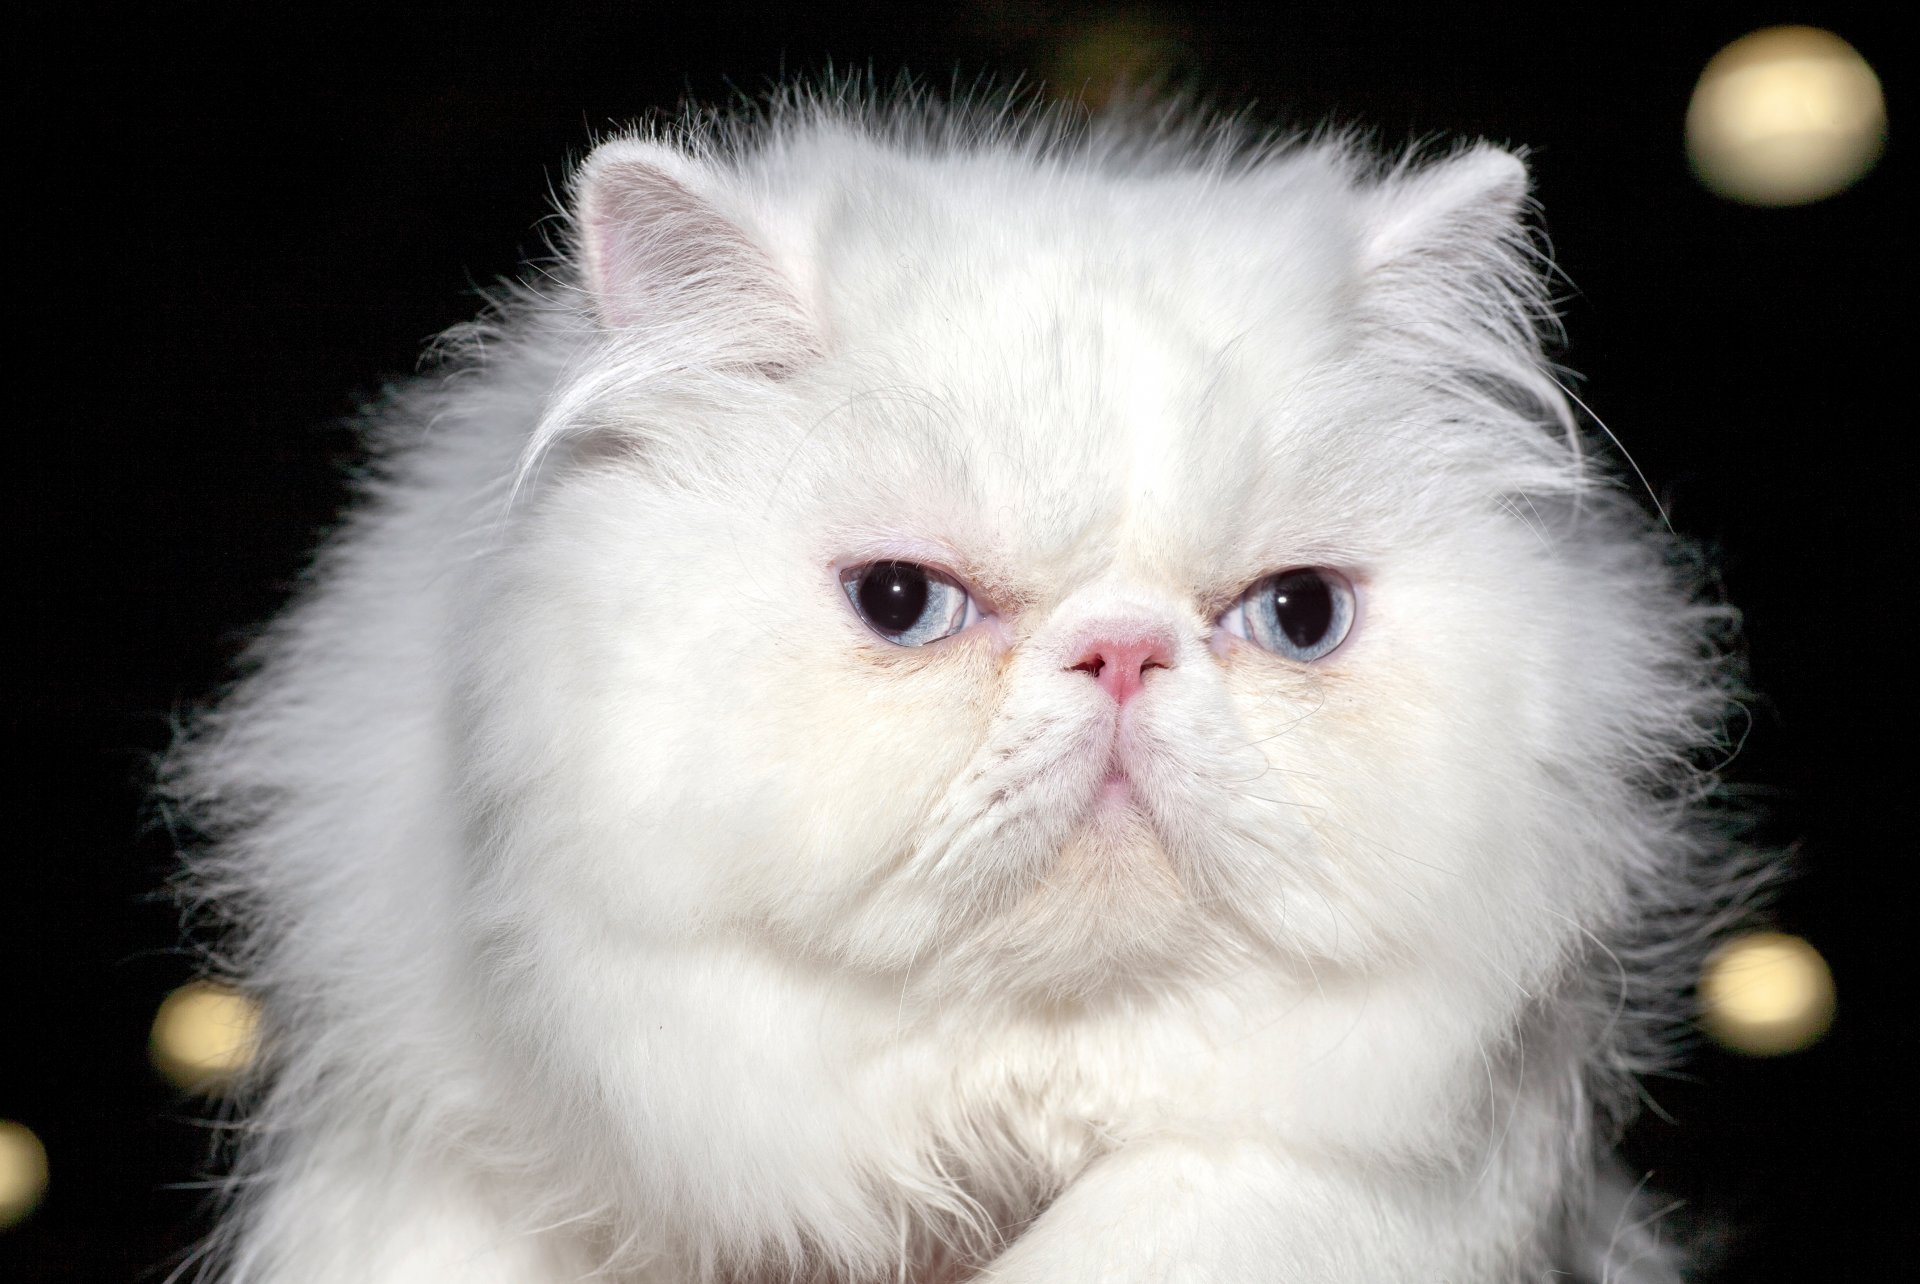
[150,980,261,1093]
[1700,931,1836,1056]
[1686,26,1885,206]
[0,1120,49,1230]
[1048,13,1188,108]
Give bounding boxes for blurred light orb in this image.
[1049,14,1187,109]
[150,980,260,1092]
[1687,26,1885,206]
[1700,931,1836,1056]
[0,1120,49,1230]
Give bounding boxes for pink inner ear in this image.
[581,165,715,326]
[578,155,819,368]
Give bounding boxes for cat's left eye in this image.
[841,561,984,647]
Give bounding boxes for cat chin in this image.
[917,799,1236,1005]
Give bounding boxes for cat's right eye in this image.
[840,561,984,647]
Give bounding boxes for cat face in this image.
[460,132,1661,1006]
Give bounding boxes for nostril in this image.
[1068,634,1174,704]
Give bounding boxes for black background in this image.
[10,2,1907,1278]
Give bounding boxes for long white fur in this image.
[163,89,1747,1283]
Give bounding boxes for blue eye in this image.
[841,561,983,646]
[1225,567,1355,662]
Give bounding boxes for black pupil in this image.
[1270,570,1333,647]
[858,562,930,635]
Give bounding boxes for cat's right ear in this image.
[572,138,821,373]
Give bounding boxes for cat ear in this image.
[572,138,821,372]
[1356,145,1563,406]
[1360,144,1531,275]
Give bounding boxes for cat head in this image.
[456,111,1716,1008]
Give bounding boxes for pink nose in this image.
[1068,633,1173,705]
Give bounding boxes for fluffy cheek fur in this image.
[455,475,957,941]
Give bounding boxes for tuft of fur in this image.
[161,88,1756,1283]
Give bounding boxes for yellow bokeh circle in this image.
[1699,931,1836,1056]
[1687,26,1886,206]
[0,1120,50,1230]
[150,980,261,1092]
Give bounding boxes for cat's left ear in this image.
[1354,145,1563,410]
[1358,145,1531,275]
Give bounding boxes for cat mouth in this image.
[1095,770,1134,807]
[1071,760,1168,850]
[1087,721,1163,818]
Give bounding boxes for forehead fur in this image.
[551,97,1575,598]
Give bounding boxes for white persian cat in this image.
[164,90,1747,1283]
